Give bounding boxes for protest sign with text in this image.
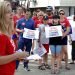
[23,28,39,39]
[45,26,62,38]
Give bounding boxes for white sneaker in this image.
[24,67,30,71]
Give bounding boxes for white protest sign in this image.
[23,28,39,39]
[27,54,41,60]
[45,26,62,38]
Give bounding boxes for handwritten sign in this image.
[23,28,39,39]
[45,26,62,38]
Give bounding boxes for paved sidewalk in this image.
[15,60,75,75]
[15,43,74,75]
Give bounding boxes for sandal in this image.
[55,68,60,74]
[51,68,55,74]
[38,64,46,70]
[45,64,51,69]
[40,65,46,70]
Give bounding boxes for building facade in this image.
[2,0,75,16]
[19,0,75,16]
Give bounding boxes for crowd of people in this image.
[0,1,75,75]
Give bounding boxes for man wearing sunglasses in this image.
[46,6,54,25]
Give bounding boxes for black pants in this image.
[71,41,75,61]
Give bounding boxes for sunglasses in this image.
[59,13,65,15]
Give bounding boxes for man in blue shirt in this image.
[16,9,35,71]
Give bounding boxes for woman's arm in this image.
[0,51,29,65]
[62,26,70,38]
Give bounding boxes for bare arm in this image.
[0,53,17,65]
[62,26,70,38]
[16,28,24,33]
[0,52,29,65]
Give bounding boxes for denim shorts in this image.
[50,45,62,55]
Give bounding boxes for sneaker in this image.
[69,62,74,64]
[24,67,30,71]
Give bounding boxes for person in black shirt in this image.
[49,15,62,74]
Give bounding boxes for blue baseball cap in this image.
[46,6,53,11]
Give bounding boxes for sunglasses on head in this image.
[59,13,65,15]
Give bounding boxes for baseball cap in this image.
[46,6,53,11]
[43,16,49,20]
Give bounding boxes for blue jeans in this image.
[16,38,32,69]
